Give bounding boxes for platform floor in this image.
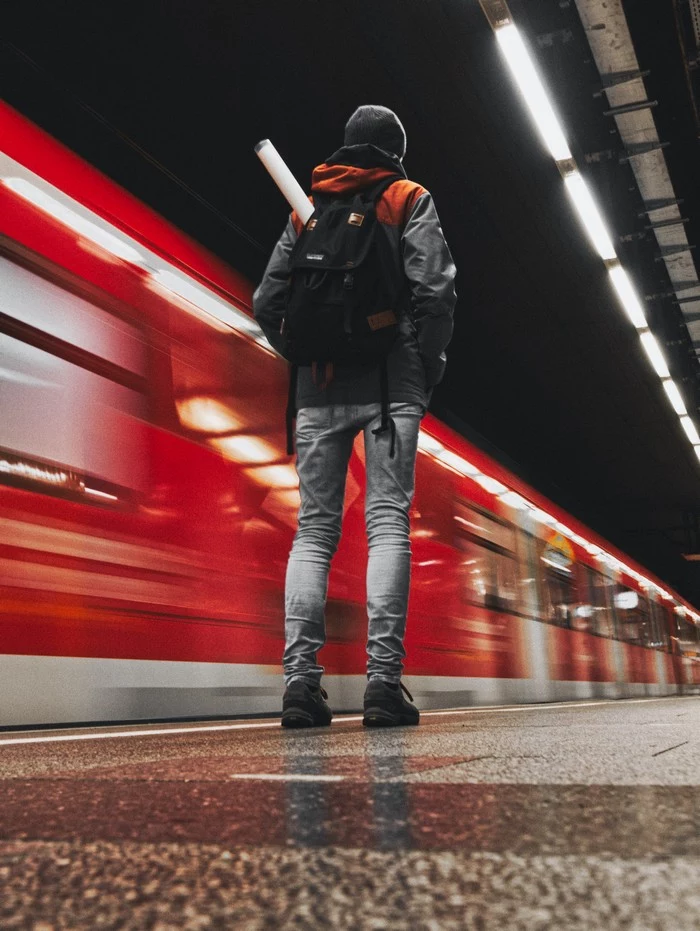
[2,695,700,930]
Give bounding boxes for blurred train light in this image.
[244,464,298,488]
[495,25,572,161]
[554,521,575,538]
[473,474,508,495]
[499,491,530,509]
[639,331,670,378]
[615,590,639,610]
[151,269,269,346]
[176,397,241,434]
[437,450,480,476]
[541,555,571,573]
[84,487,119,502]
[210,435,278,464]
[662,379,688,416]
[530,508,557,527]
[417,432,445,456]
[563,172,617,261]
[680,416,700,445]
[2,178,145,264]
[694,446,700,465]
[0,456,68,487]
[608,265,647,329]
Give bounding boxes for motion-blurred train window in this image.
[455,503,520,614]
[535,537,577,628]
[581,566,616,638]
[614,586,651,645]
[648,598,671,651]
[0,255,148,502]
[674,613,699,657]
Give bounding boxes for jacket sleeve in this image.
[401,192,457,387]
[252,217,298,355]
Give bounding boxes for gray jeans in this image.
[284,402,423,686]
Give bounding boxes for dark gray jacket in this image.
[253,145,457,409]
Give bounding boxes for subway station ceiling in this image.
[2,0,700,600]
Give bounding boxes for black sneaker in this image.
[281,681,332,728]
[363,680,419,727]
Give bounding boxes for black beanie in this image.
[343,105,407,160]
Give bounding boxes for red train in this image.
[1,101,699,728]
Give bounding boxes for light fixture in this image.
[3,177,145,264]
[680,416,700,445]
[608,265,647,329]
[495,25,572,161]
[639,331,670,378]
[662,379,688,416]
[563,172,617,261]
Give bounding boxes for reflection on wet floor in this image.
[2,698,700,928]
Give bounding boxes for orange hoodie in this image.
[291,149,427,235]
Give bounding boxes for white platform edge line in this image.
[0,697,676,747]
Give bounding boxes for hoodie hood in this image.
[311,144,406,197]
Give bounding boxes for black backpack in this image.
[282,175,405,456]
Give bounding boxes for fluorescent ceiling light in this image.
[3,177,144,264]
[495,24,571,161]
[662,379,687,416]
[680,416,700,445]
[563,173,617,261]
[210,435,278,464]
[639,331,670,378]
[608,266,647,329]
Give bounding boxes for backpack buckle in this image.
[348,212,365,227]
[343,272,354,289]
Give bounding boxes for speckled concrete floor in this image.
[1,696,699,929]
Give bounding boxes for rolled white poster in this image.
[254,139,313,224]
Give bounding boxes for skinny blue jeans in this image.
[284,402,422,686]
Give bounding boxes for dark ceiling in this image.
[2,0,700,601]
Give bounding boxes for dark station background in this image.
[2,0,700,601]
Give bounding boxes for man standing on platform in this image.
[254,105,457,727]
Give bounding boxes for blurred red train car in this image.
[2,101,699,727]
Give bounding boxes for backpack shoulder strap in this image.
[361,175,403,206]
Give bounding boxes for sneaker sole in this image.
[362,707,419,727]
[281,707,332,728]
